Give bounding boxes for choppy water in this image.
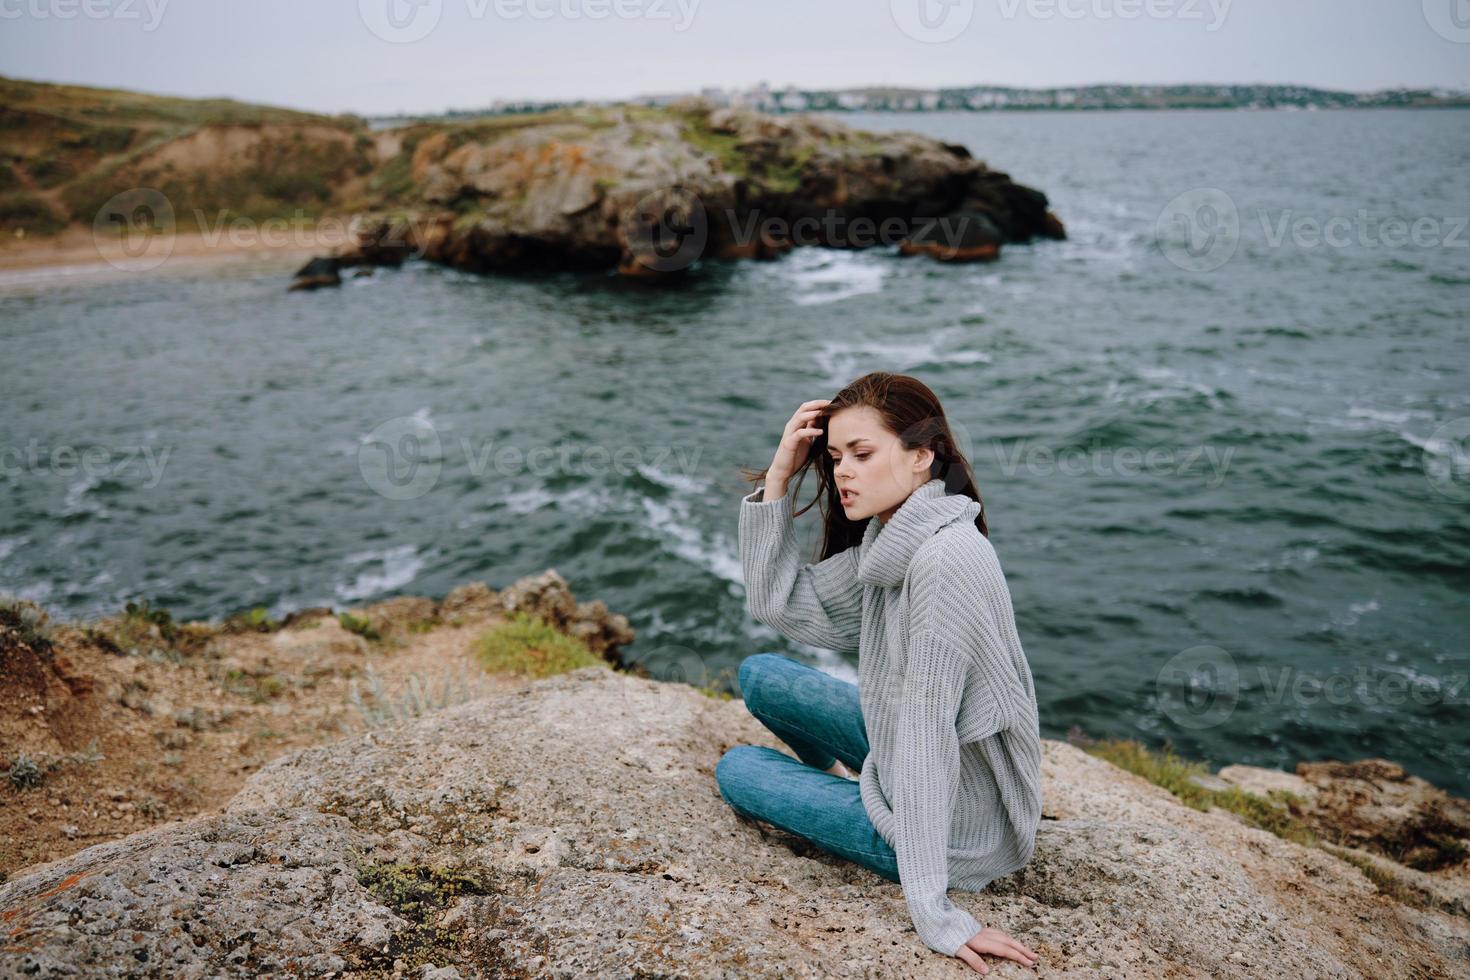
[2,109,1467,792]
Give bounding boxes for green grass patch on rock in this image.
[338,611,382,642]
[1074,733,1317,847]
[474,611,606,679]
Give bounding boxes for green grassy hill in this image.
[0,76,375,236]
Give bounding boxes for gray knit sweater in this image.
[738,477,1042,957]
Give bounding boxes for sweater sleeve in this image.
[892,628,986,957]
[737,483,863,652]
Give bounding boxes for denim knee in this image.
[737,652,785,707]
[715,745,765,812]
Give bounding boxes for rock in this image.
[2,667,1464,977]
[897,209,1003,262]
[1317,841,1470,921]
[286,256,340,291]
[348,595,439,637]
[278,605,335,629]
[438,582,500,620]
[1217,763,1317,803]
[1293,759,1470,871]
[1186,771,1233,793]
[1221,759,1470,876]
[496,569,635,666]
[266,618,369,676]
[310,103,1066,284]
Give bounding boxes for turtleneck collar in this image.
[857,478,983,588]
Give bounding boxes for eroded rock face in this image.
[1220,759,1470,869]
[493,570,636,667]
[2,667,1465,977]
[323,101,1066,282]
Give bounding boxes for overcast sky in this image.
[1,0,1467,116]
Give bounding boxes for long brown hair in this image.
[742,372,989,561]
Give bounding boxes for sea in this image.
[2,108,1467,793]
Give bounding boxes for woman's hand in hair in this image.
[954,926,1040,974]
[764,399,831,500]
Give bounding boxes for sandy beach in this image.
[0,224,336,288]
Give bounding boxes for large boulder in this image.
[3,667,1462,977]
[317,103,1067,283]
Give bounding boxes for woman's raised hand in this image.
[764,399,832,498]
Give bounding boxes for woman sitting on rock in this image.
[717,371,1043,974]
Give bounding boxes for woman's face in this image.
[826,405,933,524]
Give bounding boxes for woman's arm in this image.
[738,482,863,652]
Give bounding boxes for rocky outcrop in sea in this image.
[291,99,1066,288]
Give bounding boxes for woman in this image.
[716,371,1042,975]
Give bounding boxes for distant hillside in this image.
[0,76,376,237]
[0,76,1071,284]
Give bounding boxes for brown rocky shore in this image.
[2,580,1468,977]
[295,99,1067,287]
[1,77,1065,288]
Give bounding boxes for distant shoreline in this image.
[364,102,1470,129]
[0,225,330,287]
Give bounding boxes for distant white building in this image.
[1055,89,1076,106]
[837,92,868,110]
[920,92,940,110]
[777,87,809,111]
[728,82,775,112]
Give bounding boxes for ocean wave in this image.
[640,492,742,586]
[1103,364,1231,411]
[61,472,109,520]
[767,249,888,306]
[812,330,992,388]
[334,543,425,603]
[1197,587,1286,608]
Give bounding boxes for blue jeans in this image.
[716,652,901,883]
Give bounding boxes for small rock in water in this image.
[288,257,341,291]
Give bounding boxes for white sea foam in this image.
[636,462,708,495]
[500,485,556,514]
[1104,363,1226,410]
[1346,406,1435,426]
[767,249,888,306]
[633,467,744,585]
[1047,215,1139,269]
[61,471,107,518]
[813,329,992,388]
[334,543,424,602]
[1247,545,1321,573]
